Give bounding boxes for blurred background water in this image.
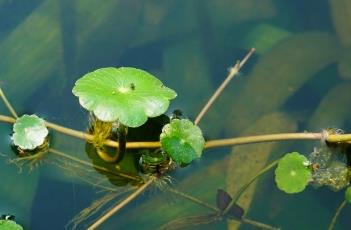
[0,0,351,229]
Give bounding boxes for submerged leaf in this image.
[0,220,23,230]
[216,189,232,211]
[12,114,49,150]
[72,67,177,127]
[275,152,312,194]
[160,119,205,165]
[216,189,244,220]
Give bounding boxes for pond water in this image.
[1,0,351,229]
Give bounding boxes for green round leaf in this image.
[275,152,312,194]
[160,119,205,165]
[345,187,351,204]
[72,67,177,127]
[0,220,23,230]
[12,114,49,150]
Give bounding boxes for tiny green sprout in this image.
[275,152,312,194]
[160,119,205,165]
[345,187,351,204]
[12,114,49,150]
[72,67,177,128]
[0,219,23,230]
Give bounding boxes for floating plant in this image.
[275,152,312,194]
[2,47,351,229]
[12,114,49,151]
[160,119,205,165]
[72,67,177,127]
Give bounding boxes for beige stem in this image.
[1,114,351,149]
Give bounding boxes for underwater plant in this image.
[2,48,351,229]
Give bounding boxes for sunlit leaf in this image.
[275,152,311,194]
[160,119,205,165]
[72,67,177,127]
[0,220,23,230]
[12,114,48,150]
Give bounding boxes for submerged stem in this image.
[49,148,141,182]
[116,123,127,162]
[241,217,280,230]
[96,148,119,163]
[328,200,347,230]
[223,159,280,215]
[166,186,218,212]
[194,48,255,125]
[87,178,154,230]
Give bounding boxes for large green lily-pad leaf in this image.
[0,220,23,230]
[275,152,312,194]
[160,119,205,165]
[12,114,49,150]
[72,67,177,127]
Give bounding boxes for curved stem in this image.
[328,200,347,230]
[223,159,280,215]
[1,114,351,149]
[95,148,119,163]
[87,178,154,230]
[194,48,255,125]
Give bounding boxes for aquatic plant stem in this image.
[223,159,280,215]
[328,200,347,230]
[1,114,351,148]
[166,187,218,212]
[194,48,255,125]
[116,123,127,162]
[0,87,18,118]
[49,148,141,182]
[241,217,280,230]
[165,187,279,230]
[87,178,154,230]
[0,114,160,148]
[205,132,323,148]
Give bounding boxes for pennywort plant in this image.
[2,48,351,229]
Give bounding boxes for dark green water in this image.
[1,0,351,229]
